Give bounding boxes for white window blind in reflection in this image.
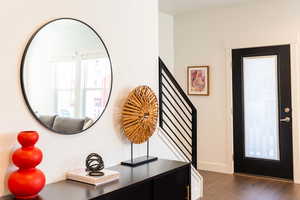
[82,58,111,119]
[243,56,279,160]
[55,61,76,118]
[54,57,110,119]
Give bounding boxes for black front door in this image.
[232,45,293,179]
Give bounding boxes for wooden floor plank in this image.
[199,170,300,200]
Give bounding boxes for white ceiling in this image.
[159,0,251,15]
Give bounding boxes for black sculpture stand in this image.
[121,141,158,167]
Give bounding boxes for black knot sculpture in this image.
[85,153,104,176]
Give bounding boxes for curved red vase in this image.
[8,131,46,199]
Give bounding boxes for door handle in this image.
[284,107,291,113]
[280,117,291,122]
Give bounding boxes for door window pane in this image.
[82,58,111,89]
[243,55,279,160]
[57,90,75,117]
[85,90,105,119]
[55,61,76,117]
[55,61,76,89]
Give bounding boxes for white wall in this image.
[174,0,300,180]
[159,12,174,71]
[0,0,161,196]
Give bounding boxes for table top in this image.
[1,159,189,200]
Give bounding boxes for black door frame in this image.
[232,45,294,179]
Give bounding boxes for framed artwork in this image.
[187,66,209,96]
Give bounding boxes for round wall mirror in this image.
[21,18,113,134]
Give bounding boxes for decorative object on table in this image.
[8,131,46,199]
[187,66,209,96]
[85,153,104,176]
[121,86,158,167]
[67,169,120,186]
[67,156,120,186]
[122,86,158,144]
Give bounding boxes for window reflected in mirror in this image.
[22,18,112,134]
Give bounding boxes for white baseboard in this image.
[294,177,300,184]
[198,161,233,174]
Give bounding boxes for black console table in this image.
[1,159,191,200]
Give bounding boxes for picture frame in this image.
[187,66,209,96]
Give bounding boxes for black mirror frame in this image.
[20,18,113,135]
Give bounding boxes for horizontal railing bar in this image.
[162,73,192,114]
[162,91,192,123]
[162,106,192,137]
[163,120,192,156]
[162,85,192,122]
[162,101,192,133]
[160,126,192,162]
[162,110,192,146]
[159,58,196,111]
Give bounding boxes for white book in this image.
[66,168,120,186]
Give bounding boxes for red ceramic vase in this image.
[8,131,46,199]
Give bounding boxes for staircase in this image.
[158,58,203,199]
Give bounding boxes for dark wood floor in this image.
[200,170,300,200]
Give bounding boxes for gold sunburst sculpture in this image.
[122,86,158,144]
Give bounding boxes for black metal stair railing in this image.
[158,58,197,169]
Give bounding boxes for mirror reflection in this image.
[22,19,112,134]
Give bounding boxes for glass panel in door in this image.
[243,55,279,160]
